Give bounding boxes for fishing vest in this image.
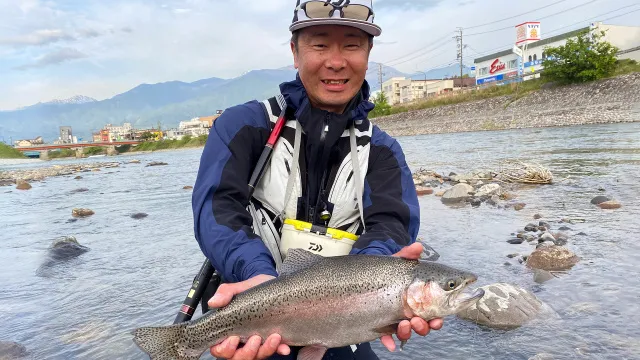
[248,94,372,271]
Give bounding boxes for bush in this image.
[0,143,26,159]
[542,30,619,84]
[369,92,392,118]
[84,147,105,156]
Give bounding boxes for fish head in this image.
[404,261,485,320]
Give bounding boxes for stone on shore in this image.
[130,212,148,219]
[598,200,622,209]
[441,183,474,204]
[72,208,95,218]
[513,203,526,211]
[590,195,610,205]
[183,185,194,190]
[128,159,141,164]
[475,183,501,197]
[16,180,31,190]
[0,340,28,359]
[146,161,168,167]
[415,185,433,196]
[526,245,580,271]
[74,176,83,180]
[457,283,543,329]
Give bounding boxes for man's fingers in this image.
[428,318,444,330]
[231,335,261,360]
[210,336,240,358]
[410,317,430,336]
[277,344,291,356]
[395,320,412,341]
[208,283,235,308]
[392,243,423,260]
[380,335,396,352]
[256,334,281,359]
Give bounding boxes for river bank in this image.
[372,72,640,137]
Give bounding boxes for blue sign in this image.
[470,66,476,71]
[524,59,543,67]
[476,74,504,85]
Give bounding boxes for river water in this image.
[1,122,639,360]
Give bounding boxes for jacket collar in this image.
[279,72,375,125]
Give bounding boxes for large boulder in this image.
[475,183,501,197]
[15,180,31,190]
[598,200,622,209]
[526,245,580,271]
[49,236,90,261]
[0,341,28,359]
[590,195,610,205]
[441,183,474,204]
[457,283,543,329]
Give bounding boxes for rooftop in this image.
[474,26,589,63]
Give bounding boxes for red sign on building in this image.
[489,58,506,74]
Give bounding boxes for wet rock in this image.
[74,176,83,180]
[533,213,542,219]
[486,195,500,206]
[70,188,89,194]
[536,241,554,249]
[598,200,621,209]
[441,183,474,204]
[507,238,525,245]
[48,236,90,261]
[527,245,580,271]
[72,208,95,218]
[457,283,543,329]
[553,232,569,246]
[524,223,538,232]
[529,353,554,360]
[146,161,168,167]
[475,183,501,197]
[435,190,445,197]
[537,226,547,232]
[500,192,516,201]
[507,253,519,258]
[469,197,482,207]
[16,180,32,190]
[558,226,572,231]
[539,221,551,229]
[576,232,587,236]
[66,218,78,223]
[183,185,194,190]
[92,168,101,172]
[415,185,433,196]
[130,212,148,219]
[0,340,28,359]
[590,195,610,205]
[513,203,526,211]
[523,234,537,242]
[128,159,141,164]
[539,232,556,243]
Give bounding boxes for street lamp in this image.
[416,70,427,99]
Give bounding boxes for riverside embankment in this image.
[373,72,640,137]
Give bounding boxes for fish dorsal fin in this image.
[279,248,324,277]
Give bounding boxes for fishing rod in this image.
[174,107,288,324]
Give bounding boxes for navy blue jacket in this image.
[192,76,420,283]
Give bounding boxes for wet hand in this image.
[380,243,444,352]
[208,274,291,359]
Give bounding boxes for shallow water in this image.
[1,123,639,360]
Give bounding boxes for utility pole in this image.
[377,63,385,93]
[454,27,467,83]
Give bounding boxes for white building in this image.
[179,118,209,137]
[104,122,134,141]
[381,77,456,105]
[474,22,640,86]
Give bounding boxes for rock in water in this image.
[16,180,31,190]
[475,183,501,197]
[457,283,543,329]
[590,195,610,205]
[598,200,622,209]
[441,183,474,204]
[130,212,148,219]
[72,208,94,218]
[526,245,580,271]
[0,341,28,359]
[183,185,194,190]
[513,203,526,211]
[146,161,168,167]
[415,185,433,196]
[48,236,90,261]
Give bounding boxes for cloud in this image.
[15,47,87,70]
[172,8,191,14]
[374,40,398,45]
[375,0,444,10]
[0,29,75,46]
[121,26,134,33]
[78,28,102,38]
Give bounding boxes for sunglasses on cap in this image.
[296,0,374,22]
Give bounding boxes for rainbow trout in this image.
[133,249,484,360]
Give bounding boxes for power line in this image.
[466,0,600,37]
[386,38,452,67]
[465,0,570,29]
[382,34,453,66]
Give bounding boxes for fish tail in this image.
[133,323,203,360]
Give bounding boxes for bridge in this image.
[15,141,140,159]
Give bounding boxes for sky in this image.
[0,0,639,110]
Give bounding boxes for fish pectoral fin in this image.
[279,248,324,276]
[297,345,328,360]
[374,323,399,336]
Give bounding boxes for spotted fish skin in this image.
[133,249,480,360]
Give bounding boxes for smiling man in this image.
[191,1,441,359]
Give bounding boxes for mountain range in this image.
[0,63,470,142]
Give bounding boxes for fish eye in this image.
[447,280,456,289]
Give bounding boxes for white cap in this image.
[290,0,382,37]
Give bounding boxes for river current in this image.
[1,122,639,359]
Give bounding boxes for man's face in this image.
[291,25,372,114]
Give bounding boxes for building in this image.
[59,126,73,143]
[381,77,457,105]
[178,117,209,137]
[13,136,43,147]
[473,22,640,86]
[165,129,186,140]
[92,132,102,143]
[103,122,134,141]
[197,110,224,128]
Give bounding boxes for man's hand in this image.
[379,243,444,352]
[208,274,291,359]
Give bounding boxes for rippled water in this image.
[1,123,639,360]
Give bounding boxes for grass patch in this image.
[48,149,75,158]
[84,147,105,156]
[0,143,26,159]
[128,134,209,152]
[611,59,640,77]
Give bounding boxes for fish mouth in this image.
[447,280,485,310]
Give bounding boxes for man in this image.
[191,1,442,359]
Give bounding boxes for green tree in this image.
[139,132,154,141]
[369,92,392,118]
[542,29,619,84]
